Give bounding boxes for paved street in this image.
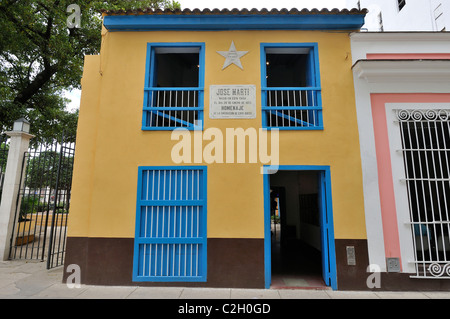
[1,259,450,299]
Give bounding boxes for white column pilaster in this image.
[0,130,34,260]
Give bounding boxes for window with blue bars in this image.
[142,44,205,131]
[261,43,323,130]
[133,167,207,282]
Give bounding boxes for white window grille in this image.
[263,88,322,128]
[144,88,200,129]
[397,109,450,279]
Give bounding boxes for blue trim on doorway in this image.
[262,165,337,290]
[325,169,337,290]
[263,172,271,288]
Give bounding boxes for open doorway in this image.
[263,166,337,290]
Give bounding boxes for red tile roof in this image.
[101,7,368,16]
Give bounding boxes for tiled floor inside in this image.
[271,274,328,289]
[270,235,329,290]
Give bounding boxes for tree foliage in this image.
[0,0,180,143]
[25,150,73,190]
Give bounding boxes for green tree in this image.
[0,0,180,143]
[0,138,8,172]
[25,150,74,190]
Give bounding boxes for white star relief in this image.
[217,41,249,70]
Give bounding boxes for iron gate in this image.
[9,138,75,269]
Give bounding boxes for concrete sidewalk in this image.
[1,259,450,299]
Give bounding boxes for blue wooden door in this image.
[133,166,207,282]
[318,170,337,290]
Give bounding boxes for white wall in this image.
[346,0,450,31]
[432,0,450,31]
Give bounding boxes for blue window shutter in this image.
[142,43,205,131]
[133,166,207,282]
[260,43,323,130]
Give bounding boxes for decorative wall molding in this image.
[352,60,450,83]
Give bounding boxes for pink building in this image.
[351,32,450,290]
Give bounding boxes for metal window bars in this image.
[143,88,203,130]
[135,168,206,281]
[262,87,322,129]
[397,109,450,279]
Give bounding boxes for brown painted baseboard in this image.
[334,239,371,290]
[63,236,450,290]
[334,239,450,291]
[63,236,265,288]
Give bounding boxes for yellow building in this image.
[64,8,368,290]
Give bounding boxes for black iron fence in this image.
[9,137,75,269]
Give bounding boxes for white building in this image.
[346,0,450,31]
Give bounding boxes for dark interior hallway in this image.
[270,232,327,289]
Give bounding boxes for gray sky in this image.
[179,0,349,10]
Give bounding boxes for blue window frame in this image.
[260,43,323,130]
[133,166,207,282]
[142,43,205,131]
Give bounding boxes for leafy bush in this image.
[19,196,39,221]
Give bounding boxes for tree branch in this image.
[0,5,45,47]
[13,64,57,106]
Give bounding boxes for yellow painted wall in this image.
[67,29,366,240]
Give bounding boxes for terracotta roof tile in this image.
[100,7,368,16]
